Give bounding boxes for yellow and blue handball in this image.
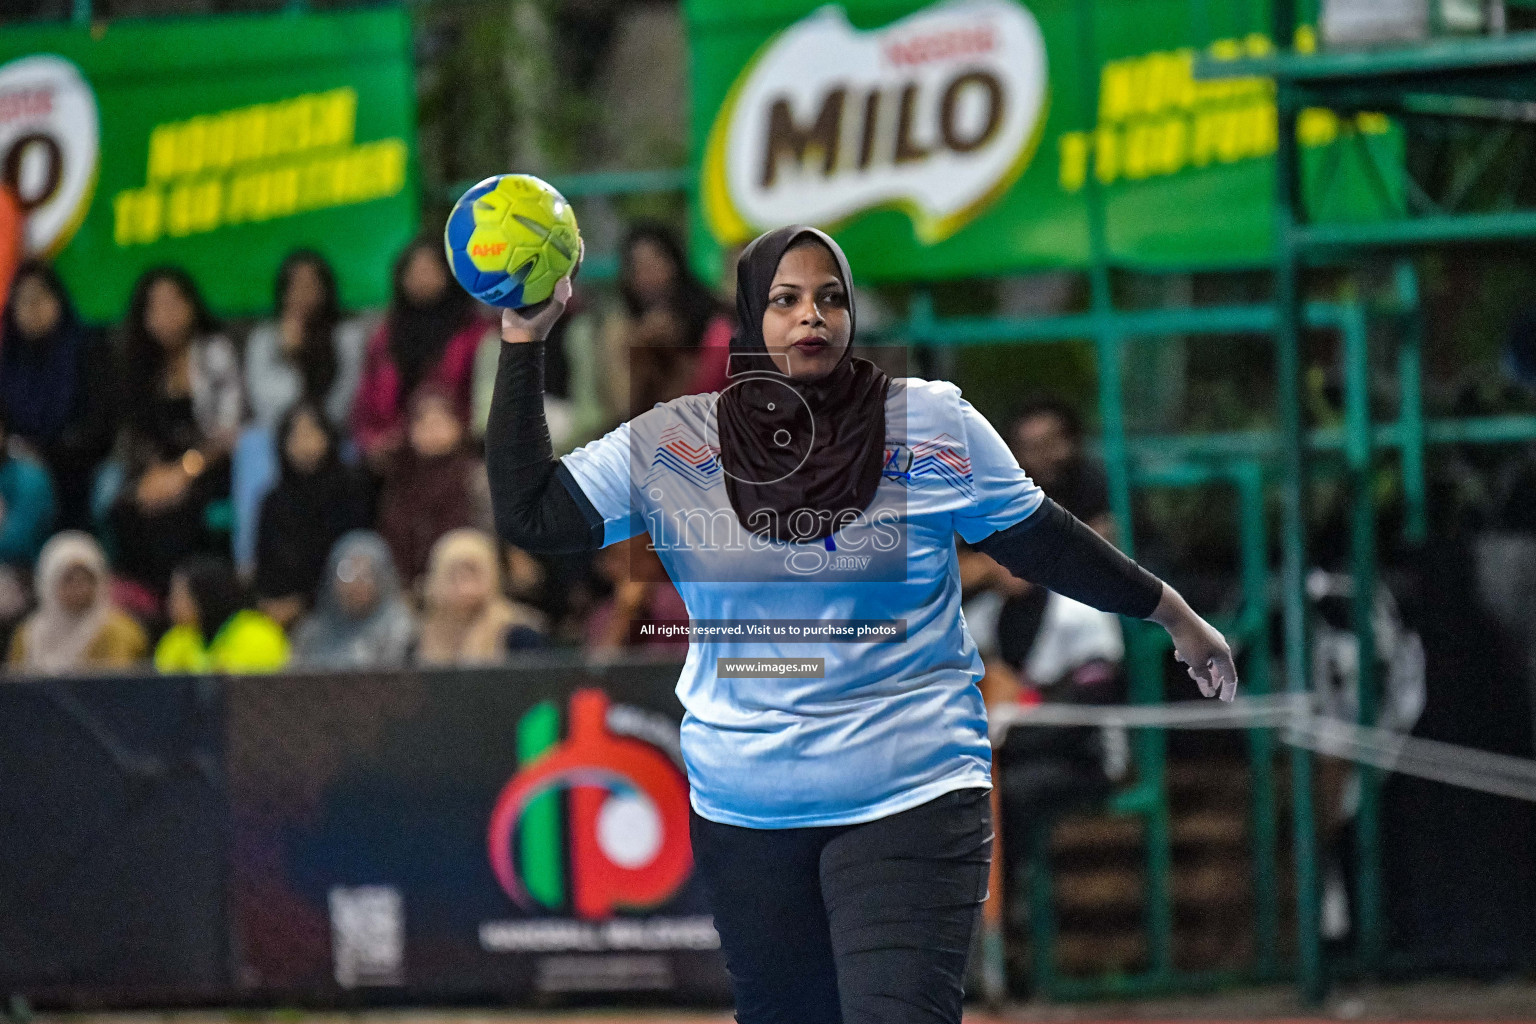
[444,173,581,308]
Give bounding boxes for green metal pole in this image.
[1028,824,1059,999]
[1393,262,1428,545]
[1072,0,1174,983]
[1074,13,1128,553]
[71,0,91,26]
[1342,302,1383,972]
[1236,461,1282,979]
[1273,76,1326,1002]
[1273,0,1297,45]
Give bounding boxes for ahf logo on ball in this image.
[702,0,1048,245]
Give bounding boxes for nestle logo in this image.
[0,86,53,124]
[882,25,998,67]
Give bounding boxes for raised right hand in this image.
[501,239,584,345]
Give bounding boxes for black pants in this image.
[689,787,993,1024]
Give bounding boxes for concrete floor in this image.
[28,980,1536,1023]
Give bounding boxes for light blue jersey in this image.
[562,377,1043,828]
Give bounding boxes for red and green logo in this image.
[487,689,692,920]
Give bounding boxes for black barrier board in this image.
[223,659,731,1000]
[0,676,229,997]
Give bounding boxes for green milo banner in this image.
[685,0,1401,280]
[0,8,418,322]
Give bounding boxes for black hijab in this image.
[716,226,890,543]
[274,249,341,404]
[620,221,723,349]
[0,260,87,443]
[177,555,247,646]
[387,238,474,398]
[254,400,374,600]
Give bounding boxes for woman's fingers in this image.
[1212,648,1240,702]
[1175,646,1216,697]
[1177,641,1239,700]
[1192,658,1218,698]
[501,278,573,343]
[501,307,536,344]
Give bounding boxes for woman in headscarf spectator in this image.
[599,222,732,418]
[376,387,492,587]
[0,410,55,577]
[233,251,369,571]
[583,534,689,655]
[154,554,287,674]
[0,261,117,530]
[108,268,242,597]
[8,531,147,674]
[252,400,374,629]
[415,528,545,666]
[291,530,416,670]
[244,250,367,431]
[352,238,486,471]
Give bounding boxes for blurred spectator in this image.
[1309,568,1426,942]
[233,251,369,570]
[252,400,374,629]
[1504,302,1536,395]
[1008,397,1112,537]
[991,593,1127,786]
[154,554,288,674]
[985,591,1127,928]
[956,396,1127,924]
[504,538,597,647]
[376,387,492,586]
[291,530,416,671]
[957,396,1117,697]
[0,261,117,531]
[352,237,486,471]
[108,268,242,597]
[585,535,688,654]
[0,410,56,577]
[7,531,147,675]
[602,222,732,418]
[244,250,367,431]
[415,528,545,666]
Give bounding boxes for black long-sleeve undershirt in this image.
[971,498,1164,619]
[484,340,604,553]
[485,339,1164,616]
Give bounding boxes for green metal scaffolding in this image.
[1201,3,1536,1004]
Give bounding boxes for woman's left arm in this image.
[953,391,1236,701]
[972,500,1237,701]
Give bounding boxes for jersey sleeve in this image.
[952,395,1045,544]
[559,419,646,547]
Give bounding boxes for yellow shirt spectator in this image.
[155,609,289,674]
[156,556,289,675]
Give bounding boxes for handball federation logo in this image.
[487,689,692,920]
